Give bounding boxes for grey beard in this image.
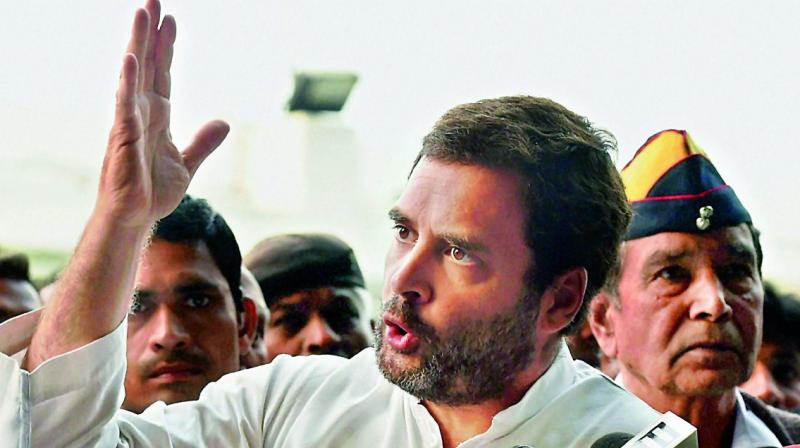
[375,292,539,406]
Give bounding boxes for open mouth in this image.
[383,314,420,353]
[150,363,203,382]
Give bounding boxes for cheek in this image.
[617,306,673,360]
[125,327,150,365]
[197,314,240,368]
[265,328,299,354]
[731,303,760,345]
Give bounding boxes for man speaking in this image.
[0,2,695,447]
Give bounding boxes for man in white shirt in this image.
[588,129,800,447]
[0,2,696,447]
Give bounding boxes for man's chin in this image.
[376,345,422,377]
[154,388,203,405]
[149,379,207,405]
[670,368,747,397]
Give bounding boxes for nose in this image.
[688,269,732,322]
[387,244,432,306]
[147,305,192,352]
[302,314,341,355]
[742,361,786,408]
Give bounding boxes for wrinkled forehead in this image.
[621,223,756,271]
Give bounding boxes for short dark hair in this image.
[0,253,32,283]
[152,195,243,311]
[415,96,631,334]
[762,282,800,345]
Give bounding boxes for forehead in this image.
[398,158,527,247]
[136,240,228,291]
[621,224,756,274]
[272,286,362,310]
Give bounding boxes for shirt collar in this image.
[489,339,577,429]
[731,388,781,448]
[615,374,781,447]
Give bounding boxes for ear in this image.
[238,298,258,356]
[588,291,618,358]
[537,267,587,335]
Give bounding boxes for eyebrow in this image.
[388,207,409,224]
[440,232,489,254]
[641,249,692,280]
[271,302,307,316]
[722,242,757,263]
[133,280,222,301]
[173,280,222,296]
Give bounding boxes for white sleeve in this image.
[0,309,128,448]
[0,309,336,448]
[0,313,272,447]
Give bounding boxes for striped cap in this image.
[621,129,751,241]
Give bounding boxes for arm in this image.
[23,0,229,371]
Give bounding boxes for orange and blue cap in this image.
[621,129,751,241]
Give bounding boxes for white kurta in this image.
[1,310,678,448]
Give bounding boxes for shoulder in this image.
[550,360,661,430]
[255,347,386,407]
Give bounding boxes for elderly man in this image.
[0,253,41,324]
[122,195,257,412]
[245,233,373,361]
[0,2,696,447]
[589,129,800,447]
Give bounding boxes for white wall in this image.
[1,1,798,292]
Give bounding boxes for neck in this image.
[623,374,738,448]
[424,339,561,448]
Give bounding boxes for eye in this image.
[128,294,148,315]
[654,265,690,283]
[273,312,308,336]
[322,299,358,333]
[185,295,211,308]
[448,246,473,264]
[393,224,414,243]
[718,263,754,284]
[128,298,145,315]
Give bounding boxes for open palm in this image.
[98,0,228,227]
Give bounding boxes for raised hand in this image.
[24,1,229,370]
[98,0,229,228]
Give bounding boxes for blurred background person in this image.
[567,321,619,378]
[240,266,269,368]
[122,195,257,413]
[245,233,373,362]
[0,253,41,323]
[741,282,800,412]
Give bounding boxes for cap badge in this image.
[696,205,714,230]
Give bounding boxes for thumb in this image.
[182,120,230,177]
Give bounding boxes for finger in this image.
[125,8,150,92]
[142,0,161,91]
[114,53,139,128]
[154,15,176,98]
[182,120,230,177]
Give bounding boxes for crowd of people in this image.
[1,1,799,447]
